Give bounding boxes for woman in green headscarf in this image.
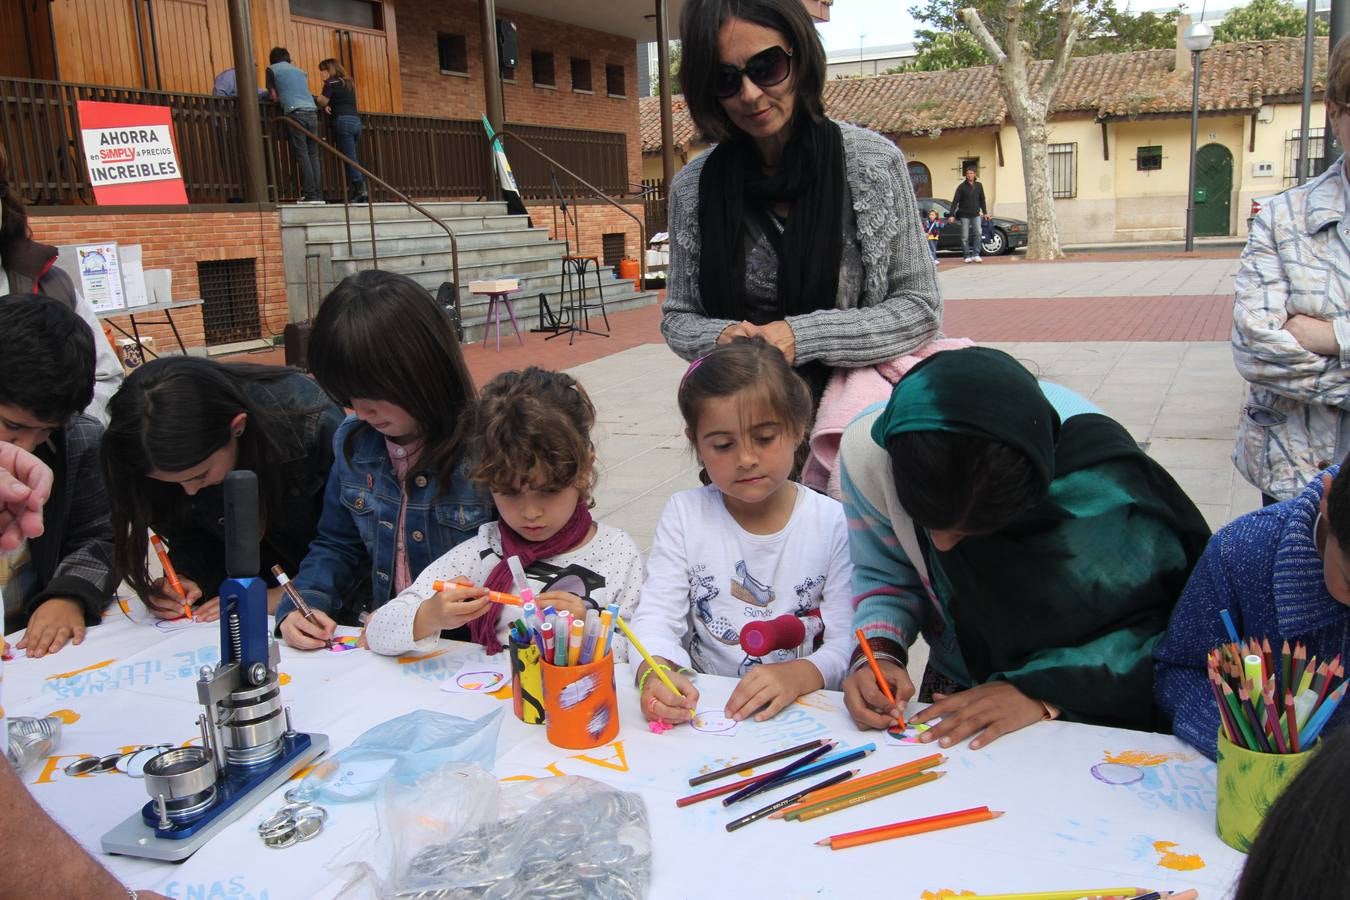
[839,347,1210,748]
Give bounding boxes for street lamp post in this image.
[1184,22,1214,252]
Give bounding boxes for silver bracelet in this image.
[849,649,906,674]
[127,891,139,900]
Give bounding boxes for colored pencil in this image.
[675,744,874,807]
[1261,684,1287,753]
[722,741,836,806]
[1286,692,1300,752]
[1238,686,1272,752]
[1290,643,1308,692]
[1220,682,1258,749]
[725,770,855,832]
[1300,681,1348,744]
[855,628,905,729]
[1218,608,1241,644]
[1208,674,1239,744]
[687,739,826,787]
[774,753,945,815]
[615,615,684,698]
[789,770,944,822]
[816,806,1003,850]
[956,890,1146,900]
[1281,639,1293,695]
[1262,637,1274,687]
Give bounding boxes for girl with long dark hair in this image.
[103,357,343,620]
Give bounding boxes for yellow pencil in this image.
[958,890,1147,900]
[791,770,944,822]
[615,615,684,698]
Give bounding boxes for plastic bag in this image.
[7,716,62,774]
[373,766,652,899]
[294,708,502,804]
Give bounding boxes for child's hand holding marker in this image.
[413,579,492,635]
[146,574,204,620]
[638,657,698,724]
[843,657,915,730]
[279,606,337,650]
[725,660,823,723]
[533,590,588,621]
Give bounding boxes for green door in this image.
[1194,143,1233,237]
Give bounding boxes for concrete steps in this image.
[280,200,659,338]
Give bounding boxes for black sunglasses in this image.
[715,46,793,99]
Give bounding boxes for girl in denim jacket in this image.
[278,270,492,649]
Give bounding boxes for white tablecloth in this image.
[4,613,1245,898]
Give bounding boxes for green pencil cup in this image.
[1215,729,1315,852]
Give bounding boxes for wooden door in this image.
[288,16,397,114]
[49,0,146,87]
[0,0,57,78]
[1195,143,1233,237]
[147,0,229,94]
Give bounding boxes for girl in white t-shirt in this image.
[630,337,856,726]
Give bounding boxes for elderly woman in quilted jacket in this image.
[1234,36,1350,503]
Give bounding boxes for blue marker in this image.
[553,611,571,666]
[604,602,620,653]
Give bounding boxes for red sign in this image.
[77,100,189,205]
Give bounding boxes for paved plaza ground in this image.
[233,252,1257,546]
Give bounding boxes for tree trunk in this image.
[1014,115,1064,260]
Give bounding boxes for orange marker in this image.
[150,533,192,620]
[432,579,524,607]
[855,628,904,729]
[816,805,1003,850]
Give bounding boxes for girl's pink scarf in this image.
[469,500,594,654]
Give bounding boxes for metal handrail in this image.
[490,130,646,288]
[277,116,463,324]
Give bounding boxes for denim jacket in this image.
[282,416,493,626]
[153,372,342,600]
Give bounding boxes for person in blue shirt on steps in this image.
[266,47,323,203]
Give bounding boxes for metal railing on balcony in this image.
[0,76,631,207]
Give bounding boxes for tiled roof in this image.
[640,36,1328,151]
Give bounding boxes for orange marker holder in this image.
[539,649,619,750]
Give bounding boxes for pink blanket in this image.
[801,338,975,499]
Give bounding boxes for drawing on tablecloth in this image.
[690,709,740,736]
[1153,839,1205,870]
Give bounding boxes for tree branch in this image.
[1005,0,1025,71]
[960,7,1008,67]
[1042,0,1081,100]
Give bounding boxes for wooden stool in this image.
[469,279,524,351]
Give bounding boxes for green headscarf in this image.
[866,346,1210,729]
[870,346,1060,492]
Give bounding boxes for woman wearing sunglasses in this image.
[662,0,941,415]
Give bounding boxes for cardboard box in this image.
[467,278,520,294]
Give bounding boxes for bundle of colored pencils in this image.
[1207,637,1345,753]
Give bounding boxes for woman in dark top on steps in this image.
[317,59,368,203]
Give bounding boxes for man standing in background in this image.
[948,166,991,263]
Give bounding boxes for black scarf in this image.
[697,116,846,324]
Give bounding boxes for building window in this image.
[198,259,261,345]
[1285,128,1325,184]
[1137,145,1163,171]
[606,63,626,97]
[1048,142,1077,199]
[958,157,979,177]
[438,33,467,75]
[602,232,626,268]
[289,0,381,30]
[532,50,555,87]
[571,57,592,92]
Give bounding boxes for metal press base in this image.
[100,732,329,862]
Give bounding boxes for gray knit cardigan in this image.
[660,121,943,367]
